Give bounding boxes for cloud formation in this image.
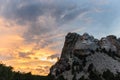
[47,54,60,60]
[1,0,91,42]
[0,0,93,53]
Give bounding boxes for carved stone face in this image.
[100,38,117,52]
[101,38,109,45]
[82,33,90,40]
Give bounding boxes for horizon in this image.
[0,0,120,76]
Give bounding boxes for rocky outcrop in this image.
[60,32,79,58]
[49,33,120,80]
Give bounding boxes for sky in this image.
[0,0,120,76]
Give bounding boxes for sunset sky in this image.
[0,0,120,75]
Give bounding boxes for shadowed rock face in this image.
[49,33,120,80]
[60,32,79,58]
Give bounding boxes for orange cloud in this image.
[0,17,58,75]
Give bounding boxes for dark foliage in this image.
[79,65,83,72]
[96,48,99,52]
[82,58,86,67]
[87,63,93,72]
[0,63,52,80]
[115,72,120,80]
[79,76,89,80]
[102,70,120,80]
[65,64,71,71]
[102,48,107,53]
[102,69,115,80]
[79,76,85,80]
[89,70,102,80]
[72,73,76,80]
[90,50,95,54]
[71,64,75,74]
[57,75,66,80]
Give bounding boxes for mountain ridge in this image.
[49,32,120,80]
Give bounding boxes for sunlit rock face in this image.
[75,33,98,52]
[49,33,120,80]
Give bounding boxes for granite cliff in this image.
[49,33,120,80]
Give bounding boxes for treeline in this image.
[0,63,52,80]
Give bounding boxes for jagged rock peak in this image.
[61,33,120,58]
[50,32,120,80]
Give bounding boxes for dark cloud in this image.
[35,66,49,75]
[0,0,91,49]
[1,0,90,26]
[16,3,43,21]
[47,54,60,59]
[2,0,83,23]
[1,0,45,23]
[18,52,33,59]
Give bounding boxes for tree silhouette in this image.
[0,63,51,80]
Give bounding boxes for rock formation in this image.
[49,33,120,80]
